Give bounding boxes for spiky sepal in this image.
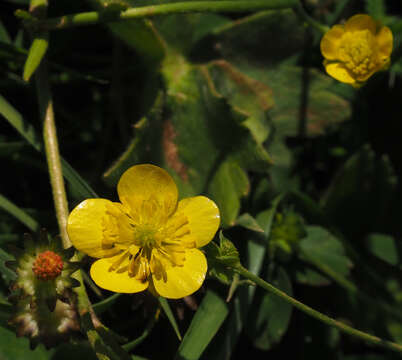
[8,230,81,348]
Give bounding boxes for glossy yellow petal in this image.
[324,61,356,84]
[90,256,149,293]
[175,196,220,248]
[153,248,207,299]
[320,25,344,60]
[345,14,376,33]
[67,199,124,258]
[376,25,393,59]
[117,164,178,219]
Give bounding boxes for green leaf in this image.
[23,35,48,82]
[366,233,399,266]
[0,193,39,231]
[89,0,165,66]
[299,226,353,279]
[247,267,293,350]
[235,213,264,233]
[211,9,305,66]
[175,290,228,360]
[365,0,386,20]
[0,325,52,360]
[208,161,249,227]
[158,297,182,341]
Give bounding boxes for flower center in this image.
[134,225,158,249]
[32,250,63,281]
[338,30,377,78]
[105,201,195,283]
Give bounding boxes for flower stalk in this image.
[35,63,70,248]
[27,0,298,31]
[235,265,402,354]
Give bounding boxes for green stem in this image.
[122,308,160,351]
[31,0,70,249]
[37,0,297,31]
[35,62,71,248]
[292,1,329,34]
[235,265,402,354]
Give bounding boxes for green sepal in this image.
[205,231,241,285]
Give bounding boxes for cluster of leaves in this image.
[1,0,402,359]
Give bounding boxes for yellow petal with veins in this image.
[117,164,178,219]
[153,248,207,299]
[67,199,124,258]
[324,61,356,84]
[320,25,344,60]
[376,26,393,60]
[345,14,377,33]
[172,196,220,248]
[90,255,149,293]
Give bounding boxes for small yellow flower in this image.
[67,164,220,299]
[320,14,393,86]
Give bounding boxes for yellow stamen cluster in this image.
[102,199,194,285]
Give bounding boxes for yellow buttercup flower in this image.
[320,14,393,86]
[67,164,220,299]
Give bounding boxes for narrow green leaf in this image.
[0,94,41,151]
[0,21,11,44]
[235,213,264,233]
[0,94,97,199]
[158,297,182,341]
[0,194,39,231]
[176,290,228,360]
[23,35,49,82]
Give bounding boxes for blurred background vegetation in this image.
[1,0,402,359]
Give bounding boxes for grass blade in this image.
[158,297,182,341]
[0,194,39,231]
[0,94,97,199]
[175,290,228,360]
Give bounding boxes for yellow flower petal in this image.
[90,256,149,293]
[152,248,207,299]
[376,25,393,59]
[320,25,344,60]
[67,199,124,258]
[345,14,377,33]
[117,164,178,219]
[324,61,356,84]
[175,196,220,248]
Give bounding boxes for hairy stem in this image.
[236,265,402,354]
